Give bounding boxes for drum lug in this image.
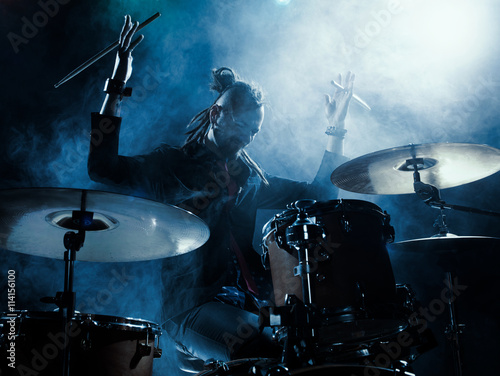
[130,340,153,369]
[154,347,162,358]
[137,341,152,357]
[139,326,152,357]
[154,330,162,358]
[293,264,310,277]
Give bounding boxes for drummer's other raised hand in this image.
[112,15,144,83]
[324,72,354,127]
[324,72,354,154]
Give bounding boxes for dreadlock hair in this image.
[182,67,269,185]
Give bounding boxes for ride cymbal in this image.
[0,188,210,262]
[331,143,500,194]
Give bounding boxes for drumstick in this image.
[330,80,371,111]
[54,12,161,88]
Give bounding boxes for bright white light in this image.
[420,6,475,52]
[406,0,487,64]
[276,0,291,5]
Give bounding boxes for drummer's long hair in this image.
[182,67,268,185]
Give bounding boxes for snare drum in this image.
[0,310,161,376]
[262,200,406,343]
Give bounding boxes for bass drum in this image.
[197,358,408,375]
[262,199,407,345]
[0,310,161,376]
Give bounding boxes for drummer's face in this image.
[211,103,264,159]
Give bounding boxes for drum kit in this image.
[1,142,499,376]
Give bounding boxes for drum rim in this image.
[2,310,161,333]
[283,199,386,218]
[262,199,388,235]
[289,363,403,374]
[198,358,403,375]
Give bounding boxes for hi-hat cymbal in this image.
[0,188,210,262]
[390,234,500,253]
[331,143,500,194]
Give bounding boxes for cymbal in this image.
[0,188,210,262]
[331,143,500,194]
[390,234,500,253]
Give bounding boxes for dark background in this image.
[1,0,499,374]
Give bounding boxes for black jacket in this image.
[88,112,346,319]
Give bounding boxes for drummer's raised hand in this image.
[324,72,354,154]
[324,72,355,127]
[101,16,143,116]
[111,15,144,83]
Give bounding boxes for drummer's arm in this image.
[89,16,144,184]
[300,73,355,200]
[88,113,130,185]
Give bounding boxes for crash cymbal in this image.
[0,188,210,262]
[331,143,500,194]
[390,234,500,253]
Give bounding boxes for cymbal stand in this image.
[444,272,465,376]
[405,143,500,219]
[41,190,92,376]
[411,163,465,375]
[432,208,449,236]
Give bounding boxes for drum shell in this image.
[0,311,161,376]
[263,200,397,313]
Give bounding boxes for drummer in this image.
[88,16,354,375]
